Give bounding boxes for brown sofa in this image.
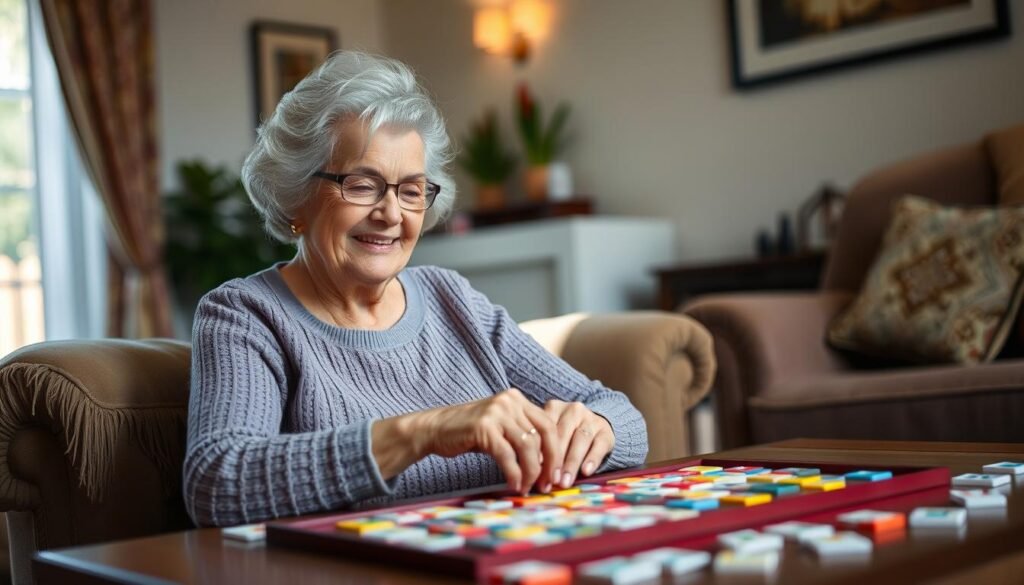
[686,135,1024,450]
[0,311,714,584]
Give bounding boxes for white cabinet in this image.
[410,217,676,322]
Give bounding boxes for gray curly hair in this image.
[241,51,456,242]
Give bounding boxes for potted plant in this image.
[516,83,571,202]
[163,160,294,316]
[458,109,517,210]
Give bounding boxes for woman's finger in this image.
[485,428,522,492]
[504,417,542,495]
[579,430,614,477]
[558,422,596,488]
[522,406,559,492]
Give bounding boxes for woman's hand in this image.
[409,388,560,494]
[543,400,615,489]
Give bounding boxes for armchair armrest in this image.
[0,339,192,555]
[520,312,715,461]
[683,291,853,448]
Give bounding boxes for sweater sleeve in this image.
[435,269,649,472]
[183,285,393,527]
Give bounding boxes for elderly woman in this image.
[184,52,647,527]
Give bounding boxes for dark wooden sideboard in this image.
[654,251,828,311]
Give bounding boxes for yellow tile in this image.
[686,476,718,483]
[553,497,590,509]
[805,479,845,492]
[495,525,547,540]
[779,475,822,487]
[607,477,643,485]
[335,519,395,534]
[551,487,581,497]
[721,493,772,507]
[679,466,723,475]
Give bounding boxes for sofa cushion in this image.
[747,358,1024,444]
[827,196,1024,365]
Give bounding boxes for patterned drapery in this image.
[38,0,172,337]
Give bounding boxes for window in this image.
[1,0,107,358]
[0,0,43,356]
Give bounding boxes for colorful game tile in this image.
[775,467,821,477]
[606,477,643,485]
[764,521,834,543]
[603,516,658,531]
[373,511,426,524]
[836,510,906,533]
[724,466,769,475]
[844,470,893,482]
[550,487,581,497]
[405,534,465,551]
[576,556,662,585]
[804,478,846,492]
[632,547,711,578]
[748,473,794,484]
[467,536,536,553]
[721,493,772,507]
[363,527,430,544]
[335,518,395,535]
[666,497,719,511]
[487,560,571,585]
[465,499,515,511]
[718,529,784,554]
[416,505,466,519]
[951,473,1011,488]
[779,475,822,487]
[427,522,490,538]
[909,507,967,529]
[713,550,780,576]
[679,465,723,475]
[982,461,1024,475]
[749,483,800,496]
[494,525,547,540]
[950,488,1008,509]
[221,523,266,543]
[802,531,872,557]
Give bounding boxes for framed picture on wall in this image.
[728,0,1010,89]
[251,21,337,125]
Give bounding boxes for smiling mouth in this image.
[353,235,398,246]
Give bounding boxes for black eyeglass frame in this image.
[312,171,441,211]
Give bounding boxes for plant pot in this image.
[546,161,573,202]
[524,165,549,202]
[476,184,507,211]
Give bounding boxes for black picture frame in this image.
[251,21,337,126]
[728,0,1010,90]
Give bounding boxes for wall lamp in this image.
[473,0,553,64]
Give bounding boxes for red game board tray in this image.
[266,458,949,582]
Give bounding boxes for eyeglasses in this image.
[312,171,441,211]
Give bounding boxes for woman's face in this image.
[297,118,427,289]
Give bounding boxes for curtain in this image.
[38,0,172,338]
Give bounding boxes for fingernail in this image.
[552,468,561,484]
[582,461,596,476]
[561,472,573,487]
[542,482,551,493]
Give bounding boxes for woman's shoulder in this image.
[403,265,475,297]
[194,268,284,323]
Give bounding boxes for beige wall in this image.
[383,0,1024,261]
[154,0,383,191]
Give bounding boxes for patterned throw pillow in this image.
[827,196,1024,365]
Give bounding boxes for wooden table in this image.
[34,439,1024,584]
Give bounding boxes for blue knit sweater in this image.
[184,264,648,526]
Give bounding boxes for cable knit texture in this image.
[184,264,648,526]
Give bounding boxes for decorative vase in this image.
[546,161,573,202]
[524,165,549,203]
[476,184,506,211]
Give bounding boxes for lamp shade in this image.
[473,7,510,54]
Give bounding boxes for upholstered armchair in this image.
[0,311,714,584]
[686,129,1024,450]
